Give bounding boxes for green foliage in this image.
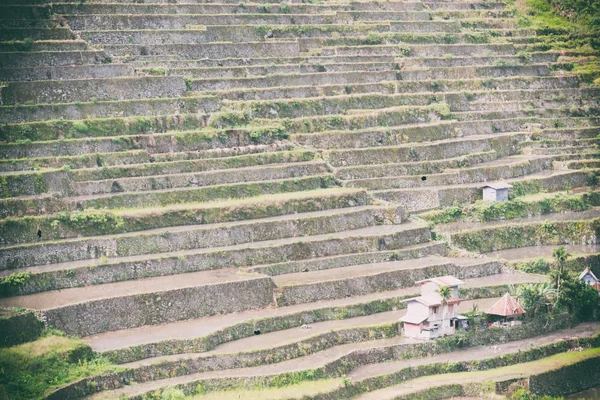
[437,286,452,301]
[465,32,490,43]
[517,283,558,318]
[511,387,563,400]
[146,68,166,76]
[16,38,34,52]
[184,76,193,91]
[516,258,550,274]
[248,126,289,143]
[550,246,571,292]
[0,333,118,400]
[546,0,600,27]
[50,210,125,236]
[72,121,89,134]
[430,102,451,118]
[364,33,383,45]
[257,4,271,13]
[159,387,186,400]
[0,311,43,348]
[0,272,32,297]
[556,278,600,320]
[279,2,291,13]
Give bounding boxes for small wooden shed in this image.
[479,182,512,202]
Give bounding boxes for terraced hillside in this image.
[0,0,599,398]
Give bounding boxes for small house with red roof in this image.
[579,267,600,294]
[486,293,525,324]
[400,276,467,340]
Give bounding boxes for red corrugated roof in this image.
[487,293,525,317]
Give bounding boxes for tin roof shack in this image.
[479,182,512,202]
[487,293,525,326]
[400,276,466,340]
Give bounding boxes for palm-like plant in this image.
[517,282,558,316]
[437,285,452,302]
[436,286,453,329]
[551,246,571,293]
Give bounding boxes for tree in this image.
[436,286,453,330]
[557,278,599,321]
[550,246,571,294]
[517,283,558,317]
[437,286,452,301]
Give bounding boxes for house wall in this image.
[497,188,509,201]
[483,187,509,202]
[582,273,597,285]
[482,187,496,201]
[407,301,430,318]
[404,323,422,338]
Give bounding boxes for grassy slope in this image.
[0,330,120,400]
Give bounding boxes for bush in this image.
[0,332,117,400]
[557,279,600,320]
[547,0,600,26]
[517,258,551,274]
[364,33,383,45]
[160,388,186,400]
[72,122,89,134]
[279,2,291,13]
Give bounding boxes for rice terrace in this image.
[0,0,599,398]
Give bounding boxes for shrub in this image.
[279,2,291,13]
[517,258,551,274]
[72,121,89,133]
[364,33,383,45]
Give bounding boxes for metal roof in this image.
[487,293,525,317]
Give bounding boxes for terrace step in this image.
[325,133,525,167]
[0,76,187,105]
[0,39,88,52]
[351,324,599,400]
[68,150,316,182]
[0,174,335,219]
[486,244,600,264]
[272,256,504,306]
[344,155,554,190]
[190,70,396,91]
[245,241,448,276]
[0,50,111,68]
[397,53,558,69]
[66,14,339,30]
[0,222,428,296]
[372,169,597,212]
[0,267,276,337]
[157,61,396,79]
[0,187,369,247]
[82,273,553,400]
[102,41,301,58]
[109,296,495,372]
[317,43,516,57]
[0,203,400,269]
[0,94,219,124]
[70,159,328,196]
[0,63,133,82]
[80,24,390,46]
[399,64,550,80]
[436,207,600,234]
[50,3,347,15]
[0,27,76,41]
[336,150,498,180]
[84,270,538,357]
